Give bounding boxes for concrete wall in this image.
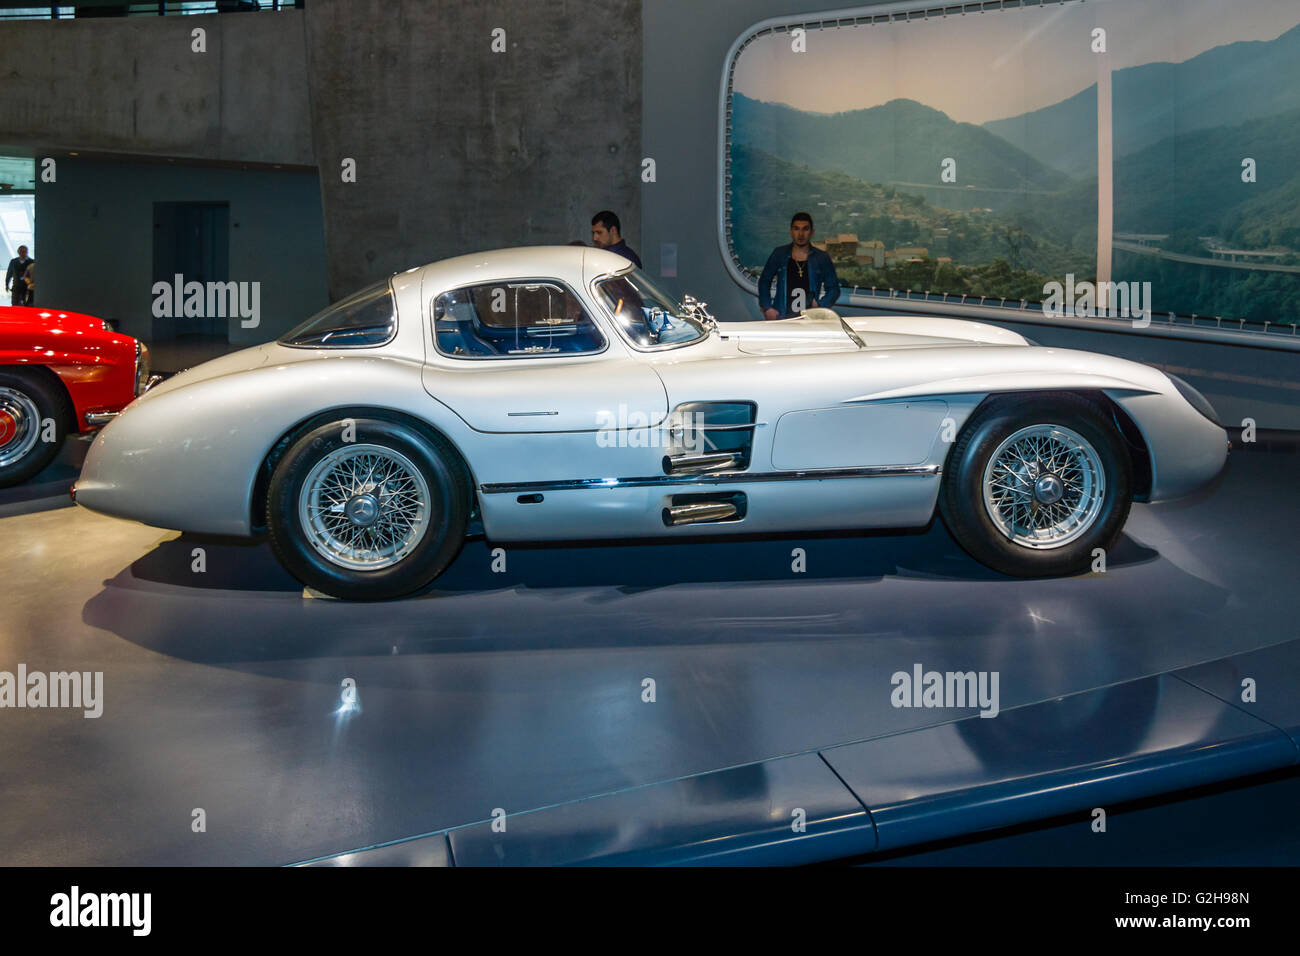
[0,1,643,304]
[0,12,313,165]
[36,157,329,346]
[303,0,643,298]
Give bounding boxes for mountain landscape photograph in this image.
[727,0,1300,324]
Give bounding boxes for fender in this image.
[76,354,478,536]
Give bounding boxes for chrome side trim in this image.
[681,421,765,432]
[85,411,119,427]
[480,464,939,495]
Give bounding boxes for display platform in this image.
[0,439,1295,866]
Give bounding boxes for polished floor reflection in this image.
[0,442,1295,865]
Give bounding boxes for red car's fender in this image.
[0,305,144,433]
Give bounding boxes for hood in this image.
[723,310,1032,356]
[725,316,860,355]
[0,306,112,336]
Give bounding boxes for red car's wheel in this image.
[0,369,69,488]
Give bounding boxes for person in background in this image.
[590,211,642,268]
[6,245,33,306]
[759,213,840,319]
[20,262,34,306]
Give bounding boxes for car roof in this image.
[411,245,633,293]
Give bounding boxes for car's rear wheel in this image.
[0,369,68,488]
[939,394,1132,577]
[266,417,470,600]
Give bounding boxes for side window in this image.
[433,281,605,358]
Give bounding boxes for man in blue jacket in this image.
[758,213,840,319]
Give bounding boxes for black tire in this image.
[939,393,1132,577]
[0,368,70,489]
[266,417,470,600]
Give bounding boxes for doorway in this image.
[152,201,230,340]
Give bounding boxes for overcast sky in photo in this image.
[732,0,1300,124]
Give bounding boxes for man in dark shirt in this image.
[758,213,840,319]
[6,246,33,307]
[590,210,642,268]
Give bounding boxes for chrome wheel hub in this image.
[344,493,380,527]
[1033,473,1064,504]
[0,386,40,469]
[298,444,432,570]
[982,424,1105,550]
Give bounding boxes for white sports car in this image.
[73,246,1228,599]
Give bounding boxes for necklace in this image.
[794,258,805,278]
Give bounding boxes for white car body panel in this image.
[74,246,1228,541]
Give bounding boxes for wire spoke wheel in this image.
[0,386,41,470]
[298,443,433,571]
[981,424,1105,550]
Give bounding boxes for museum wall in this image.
[302,0,643,299]
[1,0,642,311]
[35,158,329,346]
[0,12,314,165]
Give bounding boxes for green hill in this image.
[732,94,1073,193]
[984,21,1300,177]
[1112,105,1300,237]
[729,143,1093,290]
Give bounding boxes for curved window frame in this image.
[278,278,398,351]
[589,267,711,354]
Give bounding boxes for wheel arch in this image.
[0,363,78,432]
[948,389,1152,501]
[249,405,478,533]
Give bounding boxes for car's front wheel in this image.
[939,393,1132,577]
[266,417,470,600]
[0,369,69,488]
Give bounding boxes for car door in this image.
[420,276,669,484]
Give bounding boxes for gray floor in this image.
[0,440,1295,865]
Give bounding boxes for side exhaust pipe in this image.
[662,501,739,526]
[662,452,740,474]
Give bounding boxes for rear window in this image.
[279,281,396,348]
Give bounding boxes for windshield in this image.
[279,280,396,348]
[595,269,708,348]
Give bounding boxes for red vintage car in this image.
[0,305,151,488]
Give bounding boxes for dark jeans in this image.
[10,286,31,306]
